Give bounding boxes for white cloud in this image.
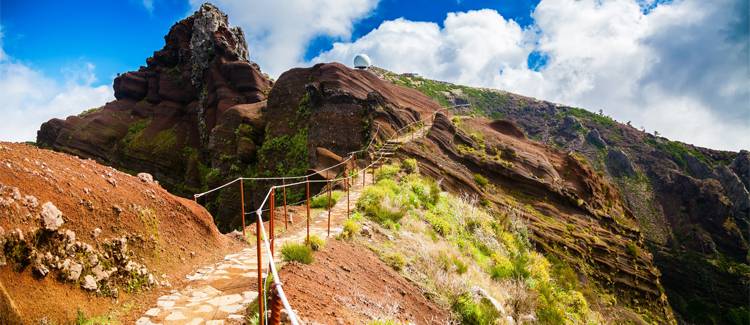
[313,0,750,151]
[190,0,379,77]
[0,29,113,142]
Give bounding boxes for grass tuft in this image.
[305,234,325,251]
[281,242,313,264]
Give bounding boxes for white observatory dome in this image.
[353,54,372,69]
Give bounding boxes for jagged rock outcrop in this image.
[37,3,272,199]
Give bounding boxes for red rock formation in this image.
[37,4,272,197]
[402,114,675,323]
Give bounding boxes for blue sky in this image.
[0,0,748,150]
[1,0,539,84]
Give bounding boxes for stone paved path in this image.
[136,173,372,325]
[136,121,432,325]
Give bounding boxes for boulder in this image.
[586,129,607,147]
[40,202,64,231]
[138,172,154,183]
[62,259,82,282]
[606,149,636,178]
[82,275,98,291]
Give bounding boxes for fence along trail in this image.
[136,113,437,325]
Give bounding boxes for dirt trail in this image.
[136,173,371,325]
[136,122,432,325]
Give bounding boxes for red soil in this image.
[280,240,451,324]
[0,142,240,323]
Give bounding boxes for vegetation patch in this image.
[309,190,343,209]
[281,242,314,264]
[258,127,309,176]
[374,164,400,182]
[350,166,604,324]
[305,234,325,251]
[401,158,418,174]
[473,173,489,188]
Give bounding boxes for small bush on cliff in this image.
[375,163,400,181]
[453,292,501,325]
[357,179,405,225]
[281,242,313,264]
[339,219,361,240]
[473,173,489,188]
[402,158,418,173]
[383,251,406,271]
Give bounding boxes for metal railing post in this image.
[327,180,332,237]
[282,179,288,230]
[347,172,350,218]
[257,210,264,325]
[240,179,246,238]
[270,189,275,256]
[305,177,310,243]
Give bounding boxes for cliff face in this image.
[37,4,272,201]
[378,69,749,324]
[400,114,674,323]
[263,62,442,173]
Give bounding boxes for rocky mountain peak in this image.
[188,3,249,87]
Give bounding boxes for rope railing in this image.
[194,111,438,325]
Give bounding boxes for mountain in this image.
[31,3,748,324]
[37,4,273,231]
[374,68,750,324]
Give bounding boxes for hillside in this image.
[0,142,237,323]
[27,3,748,324]
[374,68,750,324]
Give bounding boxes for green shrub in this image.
[626,242,640,257]
[310,190,343,209]
[306,234,325,251]
[281,242,313,264]
[375,164,400,181]
[339,219,360,240]
[425,211,453,236]
[357,180,405,225]
[402,158,418,173]
[75,309,113,325]
[473,173,489,188]
[489,255,514,280]
[453,256,468,274]
[383,252,406,271]
[402,175,440,208]
[452,292,500,325]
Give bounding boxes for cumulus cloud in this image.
[0,29,113,142]
[190,0,378,77]
[314,0,750,151]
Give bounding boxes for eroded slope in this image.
[0,142,235,323]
